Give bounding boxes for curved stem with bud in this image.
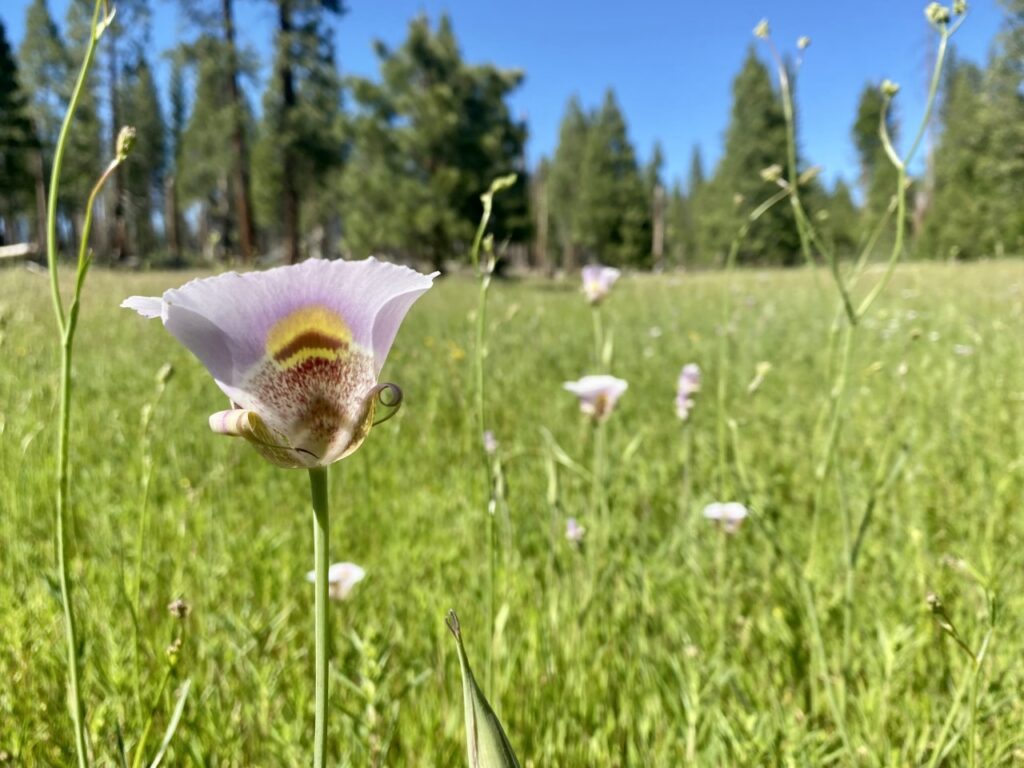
[46,1,122,764]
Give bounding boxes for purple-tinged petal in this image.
[122,295,164,319]
[125,258,434,468]
[563,374,628,419]
[581,264,621,304]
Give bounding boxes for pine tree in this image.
[822,178,860,256]
[120,51,167,257]
[701,46,798,265]
[18,0,67,250]
[0,19,36,244]
[664,181,691,268]
[547,96,589,269]
[972,2,1024,255]
[918,54,987,259]
[576,89,650,267]
[63,0,105,237]
[646,141,666,268]
[218,0,257,261]
[342,14,527,268]
[109,0,152,258]
[254,0,345,263]
[682,146,706,266]
[164,54,187,259]
[176,3,260,262]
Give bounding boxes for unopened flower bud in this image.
[116,126,137,161]
[753,19,770,39]
[925,2,951,25]
[953,0,967,13]
[759,164,783,183]
[166,637,183,662]
[486,173,517,197]
[797,36,811,50]
[156,362,174,385]
[881,79,900,97]
[798,165,822,185]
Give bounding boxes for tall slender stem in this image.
[590,418,607,527]
[47,3,109,765]
[309,467,330,768]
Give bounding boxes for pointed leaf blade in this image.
[446,611,521,768]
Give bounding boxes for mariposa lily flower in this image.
[581,265,621,305]
[563,375,628,420]
[702,502,749,533]
[123,258,436,468]
[306,562,366,601]
[676,363,701,420]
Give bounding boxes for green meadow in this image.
[1,261,1023,765]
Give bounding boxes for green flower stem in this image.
[468,176,515,697]
[715,187,789,500]
[590,417,607,529]
[309,467,330,768]
[859,24,953,319]
[46,2,112,764]
[591,305,603,371]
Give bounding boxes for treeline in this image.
[0,0,1022,269]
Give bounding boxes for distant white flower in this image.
[703,502,749,533]
[676,363,701,420]
[564,375,628,420]
[581,265,621,305]
[306,562,366,601]
[954,344,975,357]
[648,326,663,339]
[566,517,586,544]
[483,430,499,455]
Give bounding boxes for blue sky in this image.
[2,0,1005,190]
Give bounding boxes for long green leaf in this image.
[446,611,521,768]
[148,678,191,768]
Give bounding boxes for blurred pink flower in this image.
[566,517,586,544]
[563,375,628,420]
[581,265,621,305]
[123,258,435,468]
[676,363,701,420]
[306,562,366,601]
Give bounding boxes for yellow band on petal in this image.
[266,305,352,369]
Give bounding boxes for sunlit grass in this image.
[1,261,1022,765]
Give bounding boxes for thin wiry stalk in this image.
[768,39,856,323]
[858,24,954,319]
[468,175,515,697]
[46,2,113,764]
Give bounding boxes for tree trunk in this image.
[533,175,549,274]
[222,0,257,263]
[652,183,665,270]
[164,174,181,261]
[278,0,300,264]
[33,150,47,256]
